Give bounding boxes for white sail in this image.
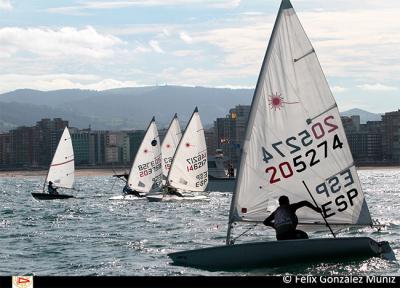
[127,117,162,193]
[229,0,372,228]
[167,107,208,192]
[45,127,75,189]
[161,114,182,180]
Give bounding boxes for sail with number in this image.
[45,127,75,189]
[228,0,372,230]
[161,114,182,181]
[127,117,162,193]
[167,107,208,192]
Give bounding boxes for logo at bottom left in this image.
[12,276,33,288]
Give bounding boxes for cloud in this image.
[149,40,164,53]
[0,74,138,93]
[0,26,124,59]
[47,0,240,14]
[179,32,193,44]
[357,83,398,91]
[0,0,12,10]
[331,86,347,93]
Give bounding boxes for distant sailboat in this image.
[109,117,162,200]
[32,127,75,200]
[168,0,394,270]
[147,107,208,202]
[161,113,182,184]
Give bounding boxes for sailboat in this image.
[168,0,394,270]
[147,107,209,202]
[31,127,75,200]
[109,117,162,200]
[161,113,182,185]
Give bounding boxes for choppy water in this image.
[0,169,399,276]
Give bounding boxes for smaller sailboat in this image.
[32,127,75,200]
[161,113,182,185]
[147,107,209,202]
[109,117,162,200]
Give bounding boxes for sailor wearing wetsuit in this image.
[263,195,322,240]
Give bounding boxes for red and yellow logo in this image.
[12,276,33,288]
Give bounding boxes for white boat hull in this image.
[168,237,394,271]
[108,194,146,201]
[147,194,209,202]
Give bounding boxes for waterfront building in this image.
[70,128,90,165]
[127,130,145,162]
[0,133,11,167]
[88,130,106,165]
[382,110,400,163]
[35,118,68,166]
[341,116,383,164]
[214,105,250,167]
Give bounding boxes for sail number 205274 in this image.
[262,115,344,184]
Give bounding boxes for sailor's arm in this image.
[292,201,322,213]
[263,212,275,227]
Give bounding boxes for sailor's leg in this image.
[295,230,309,239]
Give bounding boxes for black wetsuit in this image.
[123,185,144,198]
[263,201,317,240]
[166,187,183,197]
[48,184,59,195]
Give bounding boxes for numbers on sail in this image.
[324,115,338,133]
[333,134,343,150]
[262,147,273,163]
[299,130,312,146]
[263,115,341,159]
[265,162,294,184]
[265,136,345,183]
[305,149,320,167]
[186,152,207,172]
[286,137,301,154]
[138,155,162,177]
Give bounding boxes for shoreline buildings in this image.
[1,108,400,169]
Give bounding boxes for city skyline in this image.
[0,0,399,113]
[2,104,400,169]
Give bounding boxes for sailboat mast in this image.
[225,1,288,245]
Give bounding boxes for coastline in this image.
[0,168,119,178]
[0,166,399,178]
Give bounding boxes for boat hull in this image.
[147,194,209,202]
[31,193,74,200]
[108,194,146,201]
[168,237,393,271]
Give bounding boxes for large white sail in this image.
[45,127,75,189]
[167,107,208,192]
[161,114,182,180]
[229,0,372,228]
[127,117,162,193]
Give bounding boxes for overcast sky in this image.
[0,0,399,112]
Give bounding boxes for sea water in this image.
[0,169,399,276]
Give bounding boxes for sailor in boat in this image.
[47,181,59,195]
[113,172,145,198]
[227,164,235,178]
[263,195,321,240]
[122,183,145,198]
[165,186,184,198]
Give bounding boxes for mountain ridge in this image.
[0,86,383,132]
